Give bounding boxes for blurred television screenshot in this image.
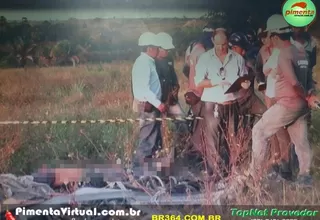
[0,0,319,219]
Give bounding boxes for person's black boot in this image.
[278,159,294,181]
[288,144,299,180]
[266,163,281,180]
[294,174,313,187]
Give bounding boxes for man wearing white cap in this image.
[250,14,318,186]
[131,32,166,177]
[154,32,188,157]
[154,32,179,109]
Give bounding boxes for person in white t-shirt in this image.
[263,48,279,102]
[262,37,292,179]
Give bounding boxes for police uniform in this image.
[291,34,317,71]
[155,56,188,149]
[290,34,317,128]
[155,56,179,106]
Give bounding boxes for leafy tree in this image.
[50,40,79,67]
[0,16,9,44]
[0,16,8,32]
[1,36,37,67]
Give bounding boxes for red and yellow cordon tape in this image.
[0,116,204,125]
[0,114,262,125]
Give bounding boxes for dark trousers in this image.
[202,101,239,177]
[238,89,267,126]
[185,101,206,169]
[167,103,189,148]
[132,109,162,177]
[190,101,204,135]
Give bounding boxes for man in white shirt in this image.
[195,31,250,177]
[263,46,292,175]
[131,32,166,178]
[250,15,316,186]
[184,28,223,170]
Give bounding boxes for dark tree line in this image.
[0,16,91,68]
[0,5,281,69]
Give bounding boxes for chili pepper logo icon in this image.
[5,210,16,220]
[282,0,316,27]
[291,2,307,8]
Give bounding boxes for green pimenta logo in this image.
[282,0,316,27]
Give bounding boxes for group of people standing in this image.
[130,13,319,187]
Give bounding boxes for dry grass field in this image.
[0,21,320,206]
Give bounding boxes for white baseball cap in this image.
[155,32,175,50]
[138,32,160,47]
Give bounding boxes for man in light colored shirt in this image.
[195,30,250,177]
[185,27,227,108]
[250,14,317,187]
[254,29,292,178]
[184,28,229,171]
[182,26,216,169]
[131,32,166,178]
